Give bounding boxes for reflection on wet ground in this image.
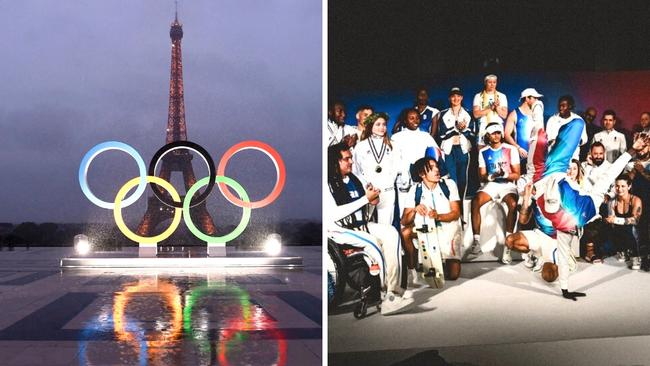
[78,278,287,366]
[0,247,321,365]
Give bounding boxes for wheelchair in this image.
[327,239,381,319]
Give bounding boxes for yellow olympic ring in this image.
[114,176,182,243]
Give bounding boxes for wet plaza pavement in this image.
[0,246,321,365]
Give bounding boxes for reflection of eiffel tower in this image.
[136,11,217,239]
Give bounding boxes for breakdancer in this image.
[505,181,577,283]
[524,96,650,300]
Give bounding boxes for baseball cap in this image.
[520,88,544,100]
[449,87,463,96]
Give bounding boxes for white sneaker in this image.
[532,259,543,272]
[469,239,482,255]
[523,252,535,268]
[381,292,415,316]
[616,251,626,262]
[501,247,512,264]
[632,256,641,270]
[407,269,424,288]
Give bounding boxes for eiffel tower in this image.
[136,11,217,240]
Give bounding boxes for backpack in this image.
[414,178,451,206]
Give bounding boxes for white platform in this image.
[60,256,303,269]
[60,247,303,269]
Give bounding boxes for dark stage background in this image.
[329,1,650,133]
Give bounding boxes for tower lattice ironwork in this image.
[136,12,217,239]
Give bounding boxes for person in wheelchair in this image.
[400,157,462,285]
[326,142,414,316]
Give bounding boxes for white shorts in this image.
[416,221,462,260]
[478,181,518,200]
[520,229,557,263]
[440,221,462,260]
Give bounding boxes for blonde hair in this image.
[484,74,498,83]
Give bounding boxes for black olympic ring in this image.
[148,141,216,208]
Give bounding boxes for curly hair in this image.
[410,157,437,183]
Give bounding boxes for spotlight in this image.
[74,234,91,256]
[263,233,282,256]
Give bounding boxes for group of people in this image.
[327,74,650,315]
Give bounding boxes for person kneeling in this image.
[401,157,462,286]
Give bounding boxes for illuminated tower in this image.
[136,11,217,239]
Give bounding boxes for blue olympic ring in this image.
[78,141,147,210]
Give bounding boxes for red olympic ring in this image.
[216,140,286,209]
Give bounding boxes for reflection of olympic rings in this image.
[217,140,286,209]
[79,279,185,366]
[79,140,285,243]
[149,141,216,208]
[183,283,251,356]
[218,325,287,366]
[79,313,150,366]
[183,283,286,366]
[113,280,183,349]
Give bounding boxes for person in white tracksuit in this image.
[392,108,445,218]
[353,112,403,226]
[327,142,414,316]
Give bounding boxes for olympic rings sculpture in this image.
[79,140,286,243]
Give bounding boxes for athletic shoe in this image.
[641,256,650,272]
[616,251,626,262]
[631,256,641,270]
[523,252,535,268]
[407,269,425,288]
[469,239,482,255]
[501,247,512,264]
[532,259,543,272]
[381,292,415,316]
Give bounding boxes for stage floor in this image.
[0,246,321,366]
[329,258,650,366]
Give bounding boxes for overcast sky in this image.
[0,0,322,225]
